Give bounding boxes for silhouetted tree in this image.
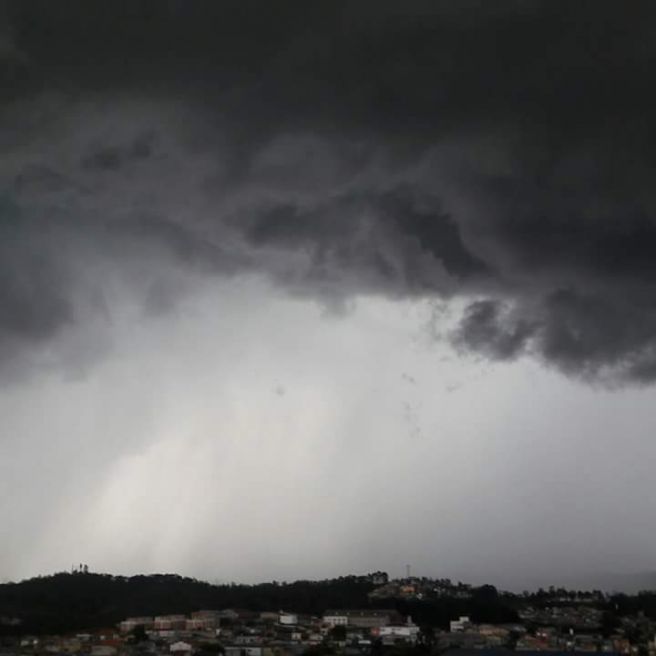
[130,625,148,643]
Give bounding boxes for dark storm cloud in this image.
[245,187,488,294]
[455,300,536,361]
[81,131,157,172]
[2,0,656,383]
[0,197,71,343]
[455,290,656,383]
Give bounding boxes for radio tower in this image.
[406,564,411,580]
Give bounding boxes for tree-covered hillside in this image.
[0,572,377,634]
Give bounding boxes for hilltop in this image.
[0,572,517,635]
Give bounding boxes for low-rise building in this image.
[155,615,187,631]
[91,646,117,656]
[323,610,401,628]
[373,622,420,643]
[279,613,298,626]
[323,612,348,627]
[450,616,471,633]
[120,617,155,633]
[225,647,263,656]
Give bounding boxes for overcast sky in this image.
[2,0,656,591]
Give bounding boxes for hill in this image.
[0,572,376,635]
[0,572,527,636]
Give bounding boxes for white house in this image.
[279,612,298,625]
[376,625,420,641]
[323,613,348,627]
[449,616,471,633]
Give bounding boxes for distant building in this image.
[155,615,187,631]
[373,620,420,643]
[210,609,239,622]
[119,617,154,633]
[323,610,402,628]
[279,612,298,626]
[224,647,263,656]
[187,611,223,631]
[192,610,222,621]
[61,639,82,654]
[449,616,471,633]
[236,610,260,620]
[323,612,348,627]
[259,612,279,622]
[369,572,389,586]
[91,647,117,656]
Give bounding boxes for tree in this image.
[418,625,435,652]
[370,638,383,656]
[130,625,149,643]
[329,625,347,642]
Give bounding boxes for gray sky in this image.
[2,0,656,590]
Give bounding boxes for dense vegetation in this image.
[398,585,519,629]
[0,572,375,634]
[0,573,522,636]
[3,572,656,637]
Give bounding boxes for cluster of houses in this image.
[8,603,656,656]
[518,606,604,631]
[368,578,474,602]
[443,614,633,653]
[115,608,417,655]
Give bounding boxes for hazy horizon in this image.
[8,564,656,597]
[2,1,656,591]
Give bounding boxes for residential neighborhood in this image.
[4,573,656,656]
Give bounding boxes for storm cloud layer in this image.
[3,0,656,384]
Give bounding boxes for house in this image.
[61,639,82,653]
[450,616,471,632]
[192,611,222,621]
[279,612,298,626]
[323,613,348,627]
[155,615,187,631]
[260,612,279,623]
[217,610,240,621]
[91,646,117,656]
[120,617,155,633]
[370,572,389,586]
[373,620,420,643]
[188,611,222,631]
[323,610,401,628]
[224,647,263,656]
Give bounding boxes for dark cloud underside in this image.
[2,0,656,383]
